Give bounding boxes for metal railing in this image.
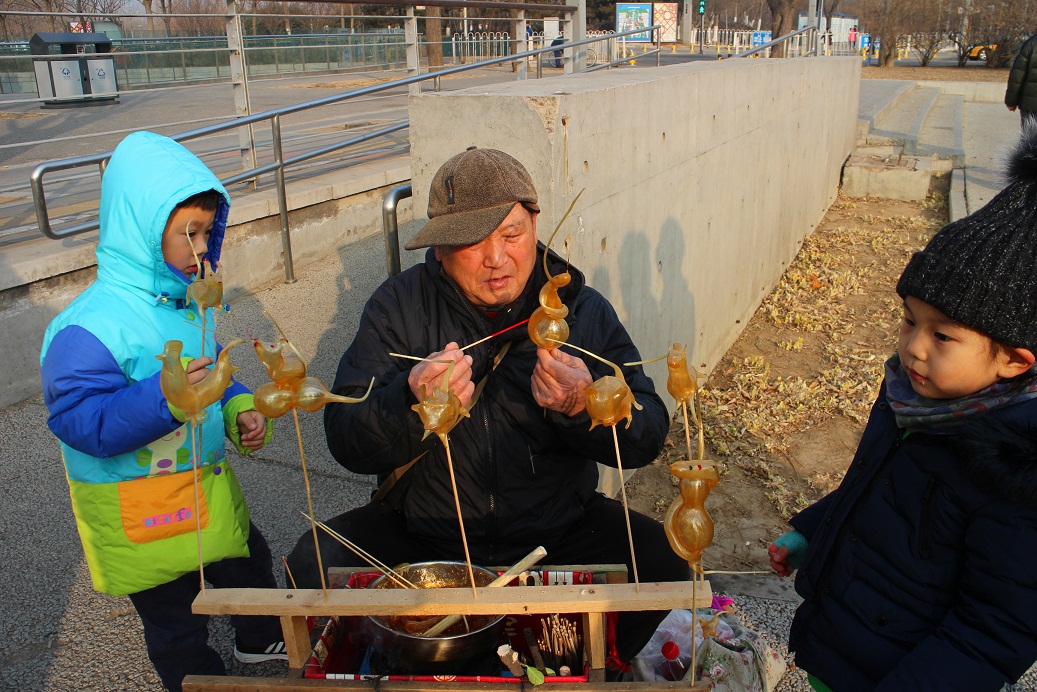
[29,25,656,282]
[734,26,819,59]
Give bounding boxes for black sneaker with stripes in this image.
[233,639,288,664]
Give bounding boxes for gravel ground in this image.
[725,591,1037,691]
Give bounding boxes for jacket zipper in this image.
[918,477,938,559]
[446,279,500,547]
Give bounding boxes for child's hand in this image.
[237,410,268,451]
[768,542,794,577]
[184,357,215,385]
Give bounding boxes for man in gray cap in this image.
[287,147,688,670]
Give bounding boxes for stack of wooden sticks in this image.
[537,614,582,673]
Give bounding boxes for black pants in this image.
[128,522,282,692]
[286,494,690,662]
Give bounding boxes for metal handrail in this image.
[733,26,818,59]
[29,25,655,281]
[382,183,413,276]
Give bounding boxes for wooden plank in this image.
[184,676,711,691]
[192,581,712,618]
[281,615,311,670]
[583,611,606,675]
[328,564,629,581]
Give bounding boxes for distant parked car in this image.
[968,44,996,61]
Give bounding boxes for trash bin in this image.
[29,32,119,107]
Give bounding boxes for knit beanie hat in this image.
[897,121,1037,352]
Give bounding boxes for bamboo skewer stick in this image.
[442,437,478,599]
[691,561,698,683]
[190,422,206,594]
[308,515,419,589]
[421,545,548,637]
[293,408,328,601]
[611,426,640,591]
[282,556,298,589]
[459,318,530,352]
[681,401,693,465]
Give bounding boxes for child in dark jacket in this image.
[768,123,1037,691]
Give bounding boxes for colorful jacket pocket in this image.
[118,467,209,544]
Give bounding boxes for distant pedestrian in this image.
[1006,34,1037,127]
[848,25,857,50]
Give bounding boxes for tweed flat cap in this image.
[405,147,540,250]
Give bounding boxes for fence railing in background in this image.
[29,24,656,281]
[734,26,818,59]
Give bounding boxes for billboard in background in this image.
[653,3,678,43]
[616,3,653,42]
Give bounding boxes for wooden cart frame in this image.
[184,575,711,691]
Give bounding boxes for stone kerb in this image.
[408,57,859,404]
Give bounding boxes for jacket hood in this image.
[958,398,1037,507]
[96,132,230,300]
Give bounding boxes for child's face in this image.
[898,296,1014,399]
[161,204,216,277]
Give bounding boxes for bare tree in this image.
[425,5,444,66]
[157,0,173,34]
[970,0,1037,67]
[856,0,916,66]
[177,0,221,35]
[764,0,803,57]
[141,0,156,34]
[16,0,69,31]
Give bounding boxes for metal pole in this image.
[225,0,256,179]
[516,9,528,79]
[382,183,412,276]
[573,0,587,71]
[698,10,703,54]
[270,114,296,283]
[405,6,419,95]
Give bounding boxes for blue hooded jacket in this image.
[39,132,253,596]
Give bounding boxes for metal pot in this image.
[365,561,506,665]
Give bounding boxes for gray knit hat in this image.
[897,121,1037,351]
[405,147,540,250]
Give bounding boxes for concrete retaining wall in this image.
[3,57,858,411]
[409,57,860,396]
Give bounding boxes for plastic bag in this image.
[632,608,785,691]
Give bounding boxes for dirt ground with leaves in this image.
[624,179,949,572]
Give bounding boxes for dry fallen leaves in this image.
[669,191,946,519]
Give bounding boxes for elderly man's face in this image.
[435,203,538,309]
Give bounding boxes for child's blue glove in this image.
[773,530,808,569]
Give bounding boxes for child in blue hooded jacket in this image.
[41,132,285,691]
[768,125,1037,690]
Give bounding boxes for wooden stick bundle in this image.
[537,614,582,673]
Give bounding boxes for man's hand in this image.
[237,410,269,451]
[1009,105,1018,112]
[531,347,593,417]
[408,342,475,407]
[184,357,214,385]
[767,542,794,578]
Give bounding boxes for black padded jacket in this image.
[323,246,668,563]
[1006,34,1037,113]
[787,382,1037,691]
